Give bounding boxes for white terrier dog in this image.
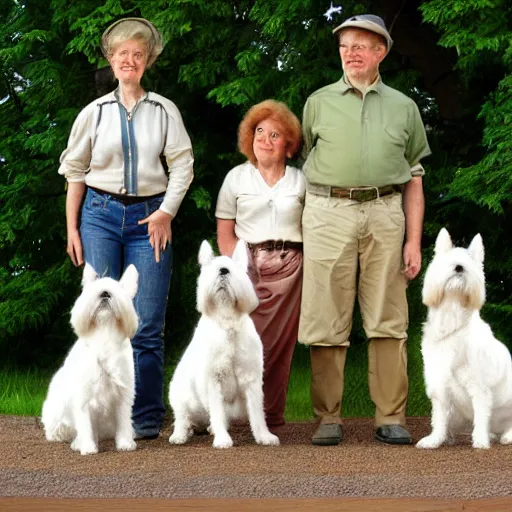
[416,228,512,449]
[42,264,139,455]
[168,239,279,449]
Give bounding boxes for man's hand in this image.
[403,241,421,280]
[138,209,173,263]
[66,229,84,267]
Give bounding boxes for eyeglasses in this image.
[339,44,375,53]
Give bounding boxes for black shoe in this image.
[134,433,159,440]
[375,424,412,445]
[312,423,343,446]
[134,428,160,440]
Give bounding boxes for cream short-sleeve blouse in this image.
[215,161,306,244]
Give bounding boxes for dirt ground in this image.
[1,415,511,510]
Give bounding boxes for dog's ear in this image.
[82,263,98,287]
[120,264,139,299]
[468,233,484,266]
[232,239,249,272]
[198,240,214,266]
[434,228,453,255]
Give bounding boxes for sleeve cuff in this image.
[410,163,425,177]
[159,203,176,218]
[65,176,86,183]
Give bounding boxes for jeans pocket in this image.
[145,196,164,217]
[85,190,107,213]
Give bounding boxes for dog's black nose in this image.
[455,265,464,273]
[100,291,111,299]
[219,267,230,275]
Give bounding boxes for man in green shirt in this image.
[299,14,431,446]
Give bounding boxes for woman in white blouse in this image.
[216,100,305,430]
[58,18,194,440]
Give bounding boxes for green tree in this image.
[0,0,510,374]
[0,0,97,364]
[420,0,512,340]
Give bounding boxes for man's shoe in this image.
[375,424,412,445]
[312,423,343,446]
[134,428,160,440]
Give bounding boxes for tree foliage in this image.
[0,0,510,368]
[420,0,511,337]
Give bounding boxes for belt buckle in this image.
[349,187,378,202]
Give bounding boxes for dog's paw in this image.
[169,432,189,445]
[499,431,512,445]
[415,435,444,449]
[212,434,233,449]
[472,437,490,449]
[116,438,137,451]
[256,432,280,446]
[71,440,98,455]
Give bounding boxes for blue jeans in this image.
[80,188,172,436]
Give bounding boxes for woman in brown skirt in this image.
[215,100,305,430]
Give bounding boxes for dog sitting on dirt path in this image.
[168,239,279,449]
[416,228,512,449]
[42,264,139,455]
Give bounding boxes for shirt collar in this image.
[339,75,384,95]
[114,87,148,105]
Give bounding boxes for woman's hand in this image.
[138,209,173,263]
[67,228,84,267]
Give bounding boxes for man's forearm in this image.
[403,176,424,247]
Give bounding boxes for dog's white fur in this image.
[41,264,139,455]
[168,239,279,448]
[416,228,512,449]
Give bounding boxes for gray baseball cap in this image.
[332,14,393,51]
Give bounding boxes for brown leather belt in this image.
[308,184,402,202]
[247,240,303,252]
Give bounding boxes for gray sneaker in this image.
[312,423,343,446]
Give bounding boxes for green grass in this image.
[284,345,314,422]
[0,332,431,419]
[284,329,431,421]
[0,368,52,415]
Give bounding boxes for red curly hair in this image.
[238,100,302,166]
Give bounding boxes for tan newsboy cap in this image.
[332,14,393,51]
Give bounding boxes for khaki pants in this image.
[310,340,408,426]
[299,192,409,425]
